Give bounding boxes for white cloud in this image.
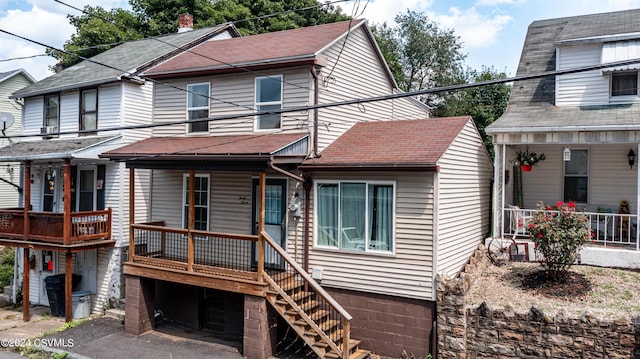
[0,0,129,80]
[429,6,512,48]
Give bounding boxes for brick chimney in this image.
[178,14,193,33]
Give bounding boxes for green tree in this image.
[50,0,349,70]
[371,10,467,108]
[434,66,511,156]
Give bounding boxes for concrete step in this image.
[0,293,11,306]
[3,285,12,298]
[105,308,125,321]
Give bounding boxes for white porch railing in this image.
[503,207,639,250]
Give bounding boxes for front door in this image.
[77,168,96,211]
[42,169,57,212]
[75,250,97,294]
[252,178,287,269]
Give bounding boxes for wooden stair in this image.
[265,272,371,359]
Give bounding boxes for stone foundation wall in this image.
[437,246,640,359]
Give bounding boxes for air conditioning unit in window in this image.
[40,126,58,135]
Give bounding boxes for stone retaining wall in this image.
[436,246,640,358]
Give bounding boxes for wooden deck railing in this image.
[0,208,112,245]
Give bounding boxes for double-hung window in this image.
[564,149,588,203]
[255,75,282,130]
[182,174,210,230]
[187,83,210,133]
[44,94,59,131]
[315,181,394,253]
[80,89,97,134]
[611,72,638,97]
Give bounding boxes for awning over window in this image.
[601,40,640,72]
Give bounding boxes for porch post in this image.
[22,161,31,322]
[629,144,640,251]
[23,161,30,240]
[63,159,71,245]
[257,172,266,283]
[22,248,29,322]
[500,144,506,238]
[187,170,195,272]
[129,168,135,263]
[64,251,72,322]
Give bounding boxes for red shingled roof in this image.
[145,19,365,76]
[101,133,307,160]
[302,117,472,169]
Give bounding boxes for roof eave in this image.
[11,77,123,99]
[299,163,439,171]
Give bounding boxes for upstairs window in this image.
[44,94,59,130]
[187,83,210,133]
[611,72,638,97]
[255,75,282,130]
[80,89,97,135]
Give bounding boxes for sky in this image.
[3,0,640,81]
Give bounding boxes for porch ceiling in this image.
[0,136,122,162]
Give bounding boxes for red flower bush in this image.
[528,201,590,281]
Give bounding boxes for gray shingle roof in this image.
[13,24,237,99]
[0,136,121,161]
[487,8,640,133]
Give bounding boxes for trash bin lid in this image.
[72,290,91,297]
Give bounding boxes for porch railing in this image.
[129,223,353,358]
[0,208,112,245]
[504,207,639,250]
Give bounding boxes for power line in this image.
[3,56,640,140]
[0,54,49,63]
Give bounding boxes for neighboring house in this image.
[486,8,640,268]
[101,20,491,358]
[0,69,35,207]
[0,18,240,322]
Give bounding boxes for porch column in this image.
[22,248,29,321]
[64,251,72,322]
[187,171,195,272]
[257,172,266,283]
[63,159,71,245]
[22,161,30,321]
[129,167,135,262]
[243,295,277,359]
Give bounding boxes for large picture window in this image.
[80,89,97,134]
[187,83,210,133]
[564,149,588,203]
[255,75,282,130]
[182,174,210,230]
[316,181,394,253]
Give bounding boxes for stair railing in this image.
[261,230,352,358]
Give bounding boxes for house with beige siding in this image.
[0,19,239,322]
[487,8,640,268]
[0,69,35,208]
[102,19,491,359]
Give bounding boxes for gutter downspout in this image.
[310,66,320,158]
[303,177,312,272]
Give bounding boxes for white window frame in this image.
[76,166,98,212]
[254,75,283,131]
[186,82,210,134]
[44,94,59,129]
[80,88,98,134]
[563,149,589,204]
[313,180,396,255]
[610,71,639,103]
[182,173,211,231]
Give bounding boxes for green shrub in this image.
[0,247,14,288]
[528,201,590,281]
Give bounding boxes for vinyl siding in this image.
[437,120,493,277]
[151,69,311,137]
[315,26,427,151]
[517,144,638,212]
[122,82,153,142]
[307,171,435,301]
[0,75,32,207]
[556,44,610,106]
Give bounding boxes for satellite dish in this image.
[0,112,14,131]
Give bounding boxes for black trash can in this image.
[44,274,82,317]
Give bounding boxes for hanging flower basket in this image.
[512,148,546,171]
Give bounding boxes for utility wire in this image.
[2,55,640,139]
